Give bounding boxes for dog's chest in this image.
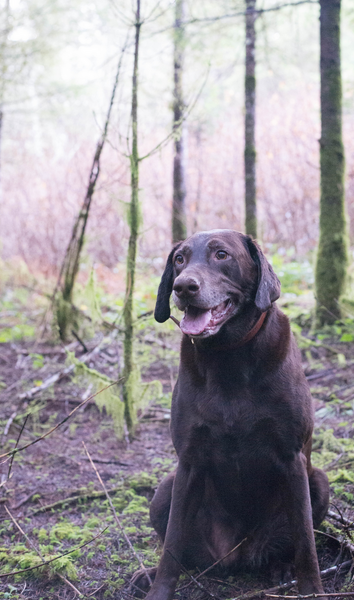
[172,374,299,473]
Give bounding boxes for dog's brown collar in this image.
[169,311,268,348]
[235,310,268,348]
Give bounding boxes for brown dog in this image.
[133,230,329,600]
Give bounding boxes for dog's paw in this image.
[129,567,157,597]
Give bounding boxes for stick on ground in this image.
[5,506,83,597]
[177,537,247,592]
[82,441,152,586]
[0,520,109,579]
[0,379,121,461]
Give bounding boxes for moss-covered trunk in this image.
[244,0,257,239]
[315,0,347,326]
[172,0,187,244]
[123,0,141,438]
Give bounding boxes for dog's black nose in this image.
[173,276,200,297]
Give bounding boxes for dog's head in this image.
[154,230,280,338]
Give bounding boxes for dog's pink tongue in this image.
[180,306,212,336]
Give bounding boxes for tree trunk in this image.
[192,125,203,234]
[172,0,187,243]
[0,109,3,179]
[55,48,126,340]
[315,0,347,326]
[244,0,257,239]
[0,0,10,181]
[123,0,141,438]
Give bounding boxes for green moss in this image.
[124,526,137,535]
[86,517,101,529]
[123,497,149,515]
[128,472,158,492]
[315,0,347,326]
[55,296,78,342]
[328,468,354,484]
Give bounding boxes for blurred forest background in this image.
[1,0,353,278]
[2,1,354,599]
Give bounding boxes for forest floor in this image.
[2,282,354,600]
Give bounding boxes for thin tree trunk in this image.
[192,125,202,234]
[0,0,10,181]
[244,0,257,239]
[172,0,187,243]
[0,109,3,178]
[55,47,126,339]
[123,0,141,437]
[315,0,347,326]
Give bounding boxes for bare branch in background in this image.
[55,34,129,340]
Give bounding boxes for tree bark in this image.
[0,0,10,181]
[123,0,141,437]
[244,0,257,239]
[172,0,187,243]
[315,0,347,326]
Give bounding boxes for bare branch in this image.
[227,561,352,600]
[166,549,215,598]
[146,0,317,37]
[4,506,83,597]
[0,524,109,579]
[177,537,247,592]
[6,415,29,481]
[82,442,152,585]
[0,379,122,461]
[266,593,354,599]
[138,63,210,162]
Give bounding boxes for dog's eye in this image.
[175,254,184,265]
[216,250,228,260]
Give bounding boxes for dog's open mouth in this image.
[180,299,235,337]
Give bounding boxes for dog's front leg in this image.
[283,452,326,597]
[145,461,204,600]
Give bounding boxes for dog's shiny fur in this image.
[133,230,329,600]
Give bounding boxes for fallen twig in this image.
[266,593,354,598]
[3,412,17,437]
[82,442,152,586]
[19,363,75,400]
[328,509,354,529]
[81,457,131,466]
[7,415,29,481]
[18,339,104,401]
[0,523,109,579]
[88,583,106,596]
[314,528,354,554]
[228,561,352,600]
[167,549,215,598]
[10,490,39,510]
[71,330,89,353]
[0,379,121,461]
[176,537,247,592]
[306,361,354,382]
[28,485,123,516]
[5,506,83,597]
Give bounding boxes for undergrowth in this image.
[2,251,354,598]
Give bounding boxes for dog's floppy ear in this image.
[154,243,182,323]
[246,237,281,312]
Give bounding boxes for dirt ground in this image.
[1,305,354,600]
